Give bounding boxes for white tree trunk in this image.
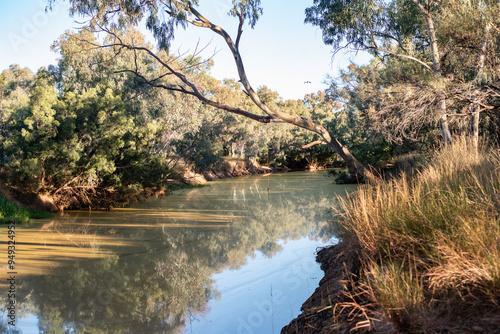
[468,16,491,150]
[412,0,452,144]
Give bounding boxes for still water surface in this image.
[1,171,355,334]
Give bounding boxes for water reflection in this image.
[0,172,355,333]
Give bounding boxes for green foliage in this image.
[305,0,384,50]
[320,69,399,169]
[50,0,264,51]
[173,121,225,173]
[0,196,52,223]
[0,64,177,208]
[307,0,500,149]
[229,0,263,28]
[327,106,396,167]
[3,19,442,210]
[305,0,426,54]
[3,26,351,208]
[0,196,30,223]
[327,169,358,184]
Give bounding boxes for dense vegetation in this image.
[0,196,52,223]
[2,0,500,212]
[1,0,500,331]
[0,30,393,210]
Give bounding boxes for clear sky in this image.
[0,0,369,100]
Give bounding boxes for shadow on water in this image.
[0,172,356,333]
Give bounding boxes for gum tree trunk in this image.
[411,0,452,144]
[468,15,491,150]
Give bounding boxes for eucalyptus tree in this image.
[0,56,187,209]
[469,15,491,150]
[305,0,454,144]
[436,0,499,150]
[48,0,375,180]
[53,29,214,160]
[305,0,500,147]
[0,66,35,161]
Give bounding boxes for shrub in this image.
[0,196,52,223]
[1,72,177,209]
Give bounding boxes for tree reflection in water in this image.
[1,172,355,333]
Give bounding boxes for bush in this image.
[173,121,224,173]
[0,196,52,223]
[1,72,177,209]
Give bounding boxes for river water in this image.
[0,171,355,334]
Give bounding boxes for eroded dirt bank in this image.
[281,242,365,334]
[181,158,289,184]
[281,242,500,334]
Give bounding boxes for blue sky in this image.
[0,0,370,100]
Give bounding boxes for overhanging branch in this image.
[302,140,327,149]
[369,46,434,73]
[72,1,376,180]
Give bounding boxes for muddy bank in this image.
[282,242,500,334]
[182,158,290,184]
[281,241,366,334]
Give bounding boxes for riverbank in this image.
[0,195,53,223]
[281,241,363,334]
[282,140,500,333]
[0,158,291,213]
[180,157,290,184]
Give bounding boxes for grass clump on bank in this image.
[336,139,500,332]
[0,196,53,223]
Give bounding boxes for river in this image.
[0,171,355,334]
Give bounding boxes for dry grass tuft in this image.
[335,137,500,331]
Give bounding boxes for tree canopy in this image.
[306,0,500,146]
[2,0,499,207]
[3,25,373,208]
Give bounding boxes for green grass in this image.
[335,138,500,331]
[0,196,53,223]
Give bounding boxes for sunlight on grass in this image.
[335,138,500,330]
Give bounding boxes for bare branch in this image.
[183,3,374,178]
[236,13,244,50]
[302,140,326,149]
[369,46,434,73]
[112,68,279,124]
